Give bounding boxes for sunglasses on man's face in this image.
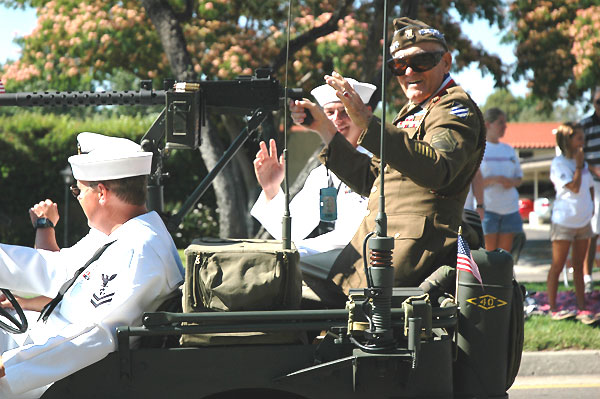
[70,184,81,198]
[387,51,445,77]
[595,98,600,105]
[70,183,99,199]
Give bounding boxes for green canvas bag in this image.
[180,238,303,346]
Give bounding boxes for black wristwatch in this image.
[35,217,55,230]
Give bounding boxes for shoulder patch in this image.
[431,129,458,152]
[449,102,470,119]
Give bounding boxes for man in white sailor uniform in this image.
[0,132,184,399]
[251,78,375,257]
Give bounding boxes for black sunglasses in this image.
[387,51,445,76]
[70,184,81,198]
[70,183,100,198]
[595,99,600,105]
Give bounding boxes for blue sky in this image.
[0,5,526,105]
[0,6,37,62]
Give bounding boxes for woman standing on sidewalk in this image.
[548,122,596,324]
[480,108,523,251]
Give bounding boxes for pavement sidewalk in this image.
[518,350,600,376]
[514,222,600,283]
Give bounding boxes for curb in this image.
[518,350,600,376]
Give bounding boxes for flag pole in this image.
[453,226,463,361]
[455,226,462,305]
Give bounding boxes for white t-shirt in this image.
[550,154,593,228]
[480,142,523,215]
[251,150,370,257]
[464,185,475,210]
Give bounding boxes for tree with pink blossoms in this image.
[508,1,600,110]
[0,0,508,238]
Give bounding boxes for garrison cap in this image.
[68,132,153,181]
[389,17,448,54]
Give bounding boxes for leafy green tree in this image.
[508,1,600,111]
[1,0,510,238]
[482,88,583,122]
[481,89,524,122]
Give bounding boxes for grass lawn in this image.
[523,315,600,351]
[522,281,600,351]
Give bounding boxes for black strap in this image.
[38,240,116,323]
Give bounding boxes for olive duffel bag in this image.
[180,238,304,346]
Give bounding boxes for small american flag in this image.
[0,80,5,94]
[457,232,483,286]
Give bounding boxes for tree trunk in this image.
[269,0,354,71]
[140,0,195,81]
[198,120,249,238]
[142,0,247,238]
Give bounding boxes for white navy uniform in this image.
[251,149,370,257]
[0,211,184,398]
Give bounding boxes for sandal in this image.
[576,310,599,325]
[550,309,576,320]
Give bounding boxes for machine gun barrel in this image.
[0,80,302,112]
[0,89,165,107]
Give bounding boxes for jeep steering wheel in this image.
[0,288,28,334]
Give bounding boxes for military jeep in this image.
[1,74,523,399]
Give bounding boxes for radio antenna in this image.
[281,0,294,250]
[363,0,395,350]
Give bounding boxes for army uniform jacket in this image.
[320,83,485,293]
[0,211,184,398]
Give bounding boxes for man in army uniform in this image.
[290,17,486,306]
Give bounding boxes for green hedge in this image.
[0,111,217,247]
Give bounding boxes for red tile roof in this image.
[500,122,560,149]
[290,121,560,149]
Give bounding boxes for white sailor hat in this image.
[310,78,376,106]
[68,132,153,181]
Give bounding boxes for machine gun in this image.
[0,68,303,231]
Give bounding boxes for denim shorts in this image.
[482,210,523,235]
[550,222,594,241]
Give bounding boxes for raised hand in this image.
[253,139,285,201]
[574,147,585,169]
[324,71,372,130]
[29,199,59,227]
[289,99,338,145]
